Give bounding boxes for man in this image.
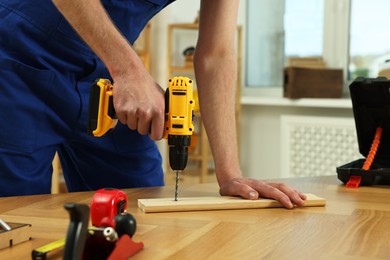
[0,0,305,208]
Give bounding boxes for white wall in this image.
[240,104,354,179]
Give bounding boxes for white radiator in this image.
[280,115,361,178]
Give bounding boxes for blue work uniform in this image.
[0,0,175,196]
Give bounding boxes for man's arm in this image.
[52,0,165,140]
[194,0,306,208]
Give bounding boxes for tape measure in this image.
[32,237,65,260]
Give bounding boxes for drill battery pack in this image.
[337,77,390,186]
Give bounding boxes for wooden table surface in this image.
[1,175,390,259]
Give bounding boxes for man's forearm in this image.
[52,0,143,78]
[194,0,241,185]
[194,52,240,184]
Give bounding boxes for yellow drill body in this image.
[163,77,195,138]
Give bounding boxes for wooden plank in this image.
[138,193,326,213]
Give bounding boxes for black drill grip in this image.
[87,82,101,135]
[168,135,191,171]
[63,203,90,260]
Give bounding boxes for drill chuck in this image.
[168,135,191,171]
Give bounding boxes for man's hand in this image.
[112,74,165,140]
[219,178,307,209]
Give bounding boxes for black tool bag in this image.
[337,77,390,186]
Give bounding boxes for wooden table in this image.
[1,175,390,259]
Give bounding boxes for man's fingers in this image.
[149,121,164,140]
[116,106,165,140]
[267,183,306,207]
[149,110,165,141]
[253,183,294,209]
[127,117,138,131]
[219,180,258,200]
[136,109,153,136]
[220,178,306,209]
[112,81,165,140]
[138,109,164,140]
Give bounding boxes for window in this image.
[284,0,323,58]
[246,0,324,88]
[349,0,390,79]
[246,0,284,87]
[245,0,390,91]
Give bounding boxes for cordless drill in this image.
[87,77,195,201]
[163,77,195,201]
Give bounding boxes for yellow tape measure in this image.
[32,237,65,259]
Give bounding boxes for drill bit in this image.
[174,170,181,201]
